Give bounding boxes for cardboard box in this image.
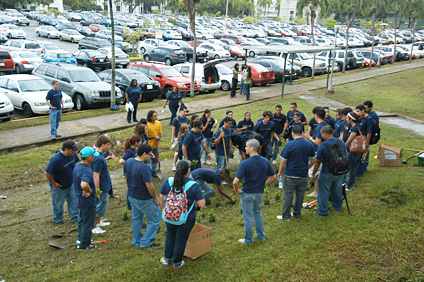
[184,223,212,260]
[377,144,403,167]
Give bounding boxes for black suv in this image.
[78,37,111,50]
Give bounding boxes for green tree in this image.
[276,0,281,17]
[366,0,388,69]
[407,0,424,62]
[324,18,338,28]
[297,0,329,46]
[185,0,200,98]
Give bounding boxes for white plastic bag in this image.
[125,102,134,112]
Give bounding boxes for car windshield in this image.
[18,52,38,58]
[252,64,268,72]
[127,72,151,81]
[178,41,191,47]
[160,67,184,77]
[9,25,19,29]
[68,30,80,35]
[57,53,73,58]
[68,70,101,82]
[18,79,51,92]
[25,43,41,49]
[45,26,56,31]
[44,44,61,50]
[298,53,311,60]
[216,64,232,75]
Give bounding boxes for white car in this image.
[173,60,223,93]
[238,43,267,57]
[0,24,26,39]
[0,92,14,121]
[196,30,214,40]
[0,75,74,117]
[10,51,43,74]
[35,26,61,39]
[56,16,70,24]
[138,39,169,54]
[67,13,82,21]
[97,47,130,68]
[198,43,231,59]
[8,13,30,26]
[1,40,42,56]
[216,63,239,91]
[95,30,123,42]
[346,37,364,47]
[59,29,84,43]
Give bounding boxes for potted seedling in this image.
[264,187,270,205]
[208,208,216,222]
[215,195,222,208]
[96,188,102,199]
[191,159,198,167]
[278,137,283,146]
[275,190,281,201]
[196,209,203,224]
[122,208,129,221]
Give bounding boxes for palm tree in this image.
[407,0,424,62]
[263,0,273,15]
[367,0,388,69]
[276,0,281,17]
[185,0,200,97]
[297,0,328,46]
[108,0,116,108]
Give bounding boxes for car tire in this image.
[47,33,52,39]
[249,51,255,57]
[7,33,11,38]
[336,63,343,72]
[144,55,150,62]
[59,36,63,41]
[15,65,22,74]
[221,80,230,91]
[302,67,312,77]
[22,103,33,118]
[71,38,75,43]
[75,94,87,111]
[140,47,146,54]
[209,89,216,93]
[232,54,238,60]
[36,31,40,37]
[214,54,220,59]
[26,23,29,26]
[202,36,206,40]
[165,58,172,65]
[261,83,268,86]
[163,86,172,99]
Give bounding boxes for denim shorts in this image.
[96,191,109,217]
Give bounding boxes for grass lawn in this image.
[314,67,424,121]
[1,96,424,281]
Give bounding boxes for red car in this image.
[221,35,247,44]
[231,63,275,86]
[129,62,200,97]
[229,46,245,60]
[0,50,15,73]
[364,58,376,68]
[188,39,206,47]
[88,24,105,33]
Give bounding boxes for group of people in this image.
[44,98,379,268]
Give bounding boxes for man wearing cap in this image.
[73,147,99,250]
[44,140,80,224]
[46,80,64,140]
[124,144,161,248]
[182,120,211,171]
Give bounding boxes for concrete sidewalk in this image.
[1,60,424,154]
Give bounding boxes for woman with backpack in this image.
[344,112,364,191]
[159,160,205,270]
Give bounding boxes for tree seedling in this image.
[215,195,222,208]
[122,208,129,221]
[275,190,281,201]
[264,187,270,205]
[208,209,216,222]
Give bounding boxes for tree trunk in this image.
[109,0,116,109]
[409,19,415,63]
[311,9,316,79]
[186,0,197,98]
[393,12,398,64]
[343,12,350,73]
[369,14,375,69]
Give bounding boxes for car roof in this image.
[133,62,172,69]
[39,62,85,70]
[2,74,46,80]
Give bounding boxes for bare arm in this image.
[146,182,160,206]
[45,172,61,189]
[162,99,168,108]
[277,159,287,179]
[311,160,322,182]
[159,193,166,208]
[233,176,241,193]
[265,174,277,186]
[171,126,176,142]
[119,158,126,164]
[81,181,92,197]
[61,98,64,108]
[345,131,357,148]
[93,172,100,190]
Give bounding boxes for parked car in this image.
[0,16,15,24]
[162,29,182,41]
[316,49,363,71]
[41,50,77,64]
[167,40,209,63]
[76,26,95,36]
[195,30,213,40]
[360,50,388,65]
[78,37,110,50]
[0,49,15,73]
[39,41,63,55]
[35,25,60,39]
[55,23,77,31]
[59,29,84,43]
[97,47,130,68]
[243,63,275,86]
[250,57,298,83]
[143,46,186,66]
[0,24,26,39]
[98,69,161,102]
[95,30,123,42]
[0,74,73,117]
[173,29,193,41]
[198,43,231,59]
[129,62,201,97]
[0,92,14,121]
[215,63,239,91]
[173,61,222,93]
[10,51,43,73]
[0,32,7,44]
[72,49,110,70]
[37,16,59,26]
[374,46,406,62]
[237,43,267,57]
[32,63,123,110]
[138,39,169,54]
[287,52,327,77]
[1,40,42,55]
[221,35,247,44]
[10,13,30,26]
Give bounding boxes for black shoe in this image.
[149,243,161,248]
[312,210,328,216]
[77,245,97,251]
[56,134,61,137]
[133,119,138,122]
[127,120,131,123]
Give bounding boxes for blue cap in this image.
[80,147,100,158]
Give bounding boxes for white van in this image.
[173,60,223,93]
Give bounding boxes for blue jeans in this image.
[128,197,161,248]
[164,219,196,266]
[77,205,96,248]
[317,172,344,216]
[241,193,265,244]
[271,138,282,161]
[190,174,214,202]
[49,108,62,137]
[50,184,78,223]
[348,152,362,189]
[169,105,178,125]
[216,154,227,171]
[282,176,309,220]
[261,142,273,160]
[201,137,212,161]
[244,83,251,100]
[150,148,158,174]
[355,151,369,177]
[96,191,109,217]
[240,81,244,94]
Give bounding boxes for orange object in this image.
[208,76,211,84]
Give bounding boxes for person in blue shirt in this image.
[356,104,374,177]
[277,126,315,221]
[135,122,149,144]
[233,139,277,245]
[73,146,99,250]
[45,80,64,139]
[182,121,210,171]
[334,109,345,138]
[162,85,183,125]
[200,109,216,166]
[171,106,190,171]
[287,112,305,141]
[159,160,205,270]
[236,112,254,132]
[344,112,363,191]
[214,117,233,171]
[219,110,237,130]
[124,144,161,248]
[125,79,143,123]
[324,107,336,129]
[285,101,307,133]
[271,105,287,164]
[253,111,278,160]
[44,140,80,224]
[312,125,347,216]
[364,100,379,124]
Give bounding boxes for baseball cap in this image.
[62,140,79,151]
[80,147,100,158]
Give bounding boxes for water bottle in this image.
[0,196,7,199]
[278,177,283,189]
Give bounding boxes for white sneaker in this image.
[98,221,110,227]
[221,180,227,185]
[276,215,290,221]
[171,165,176,171]
[204,160,212,165]
[307,192,318,197]
[238,239,246,244]
[272,160,277,164]
[92,227,106,234]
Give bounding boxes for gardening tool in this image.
[403,149,424,164]
[361,150,369,163]
[221,127,229,169]
[52,227,78,238]
[48,239,114,249]
[156,150,163,181]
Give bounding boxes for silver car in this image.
[97,47,130,68]
[10,51,43,73]
[35,26,60,39]
[95,30,123,42]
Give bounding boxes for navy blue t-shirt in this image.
[201,117,215,138]
[281,138,315,177]
[125,86,142,102]
[45,151,79,189]
[219,118,237,130]
[190,168,222,186]
[122,147,137,161]
[312,121,328,151]
[253,120,276,145]
[167,91,182,108]
[172,115,190,138]
[183,130,203,161]
[91,154,112,193]
[368,111,379,124]
[346,125,362,152]
[160,177,204,221]
[73,162,96,207]
[316,137,347,174]
[237,119,254,131]
[235,155,275,193]
[287,110,306,124]
[309,118,318,134]
[214,127,232,156]
[359,115,374,135]
[124,158,153,200]
[326,116,336,129]
[272,113,287,135]
[288,121,305,141]
[334,119,345,138]
[46,89,63,109]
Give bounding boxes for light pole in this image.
[327,27,338,94]
[225,0,229,31]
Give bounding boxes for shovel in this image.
[156,153,163,181]
[52,227,78,238]
[403,149,424,164]
[48,239,114,249]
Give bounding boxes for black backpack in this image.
[322,139,349,175]
[369,119,380,145]
[231,130,252,148]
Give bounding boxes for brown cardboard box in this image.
[377,144,403,167]
[184,223,212,260]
